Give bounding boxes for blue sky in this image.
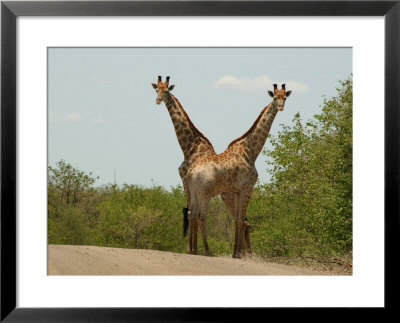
[48,47,352,188]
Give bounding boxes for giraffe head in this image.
[151,76,175,105]
[268,84,292,111]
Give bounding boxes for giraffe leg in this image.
[236,217,247,257]
[233,218,239,257]
[222,192,253,257]
[245,219,252,254]
[192,218,198,255]
[188,186,200,255]
[221,192,237,251]
[187,213,197,255]
[199,199,210,256]
[179,162,191,240]
[232,193,243,258]
[235,220,245,258]
[189,216,200,255]
[199,217,209,256]
[237,193,252,257]
[187,215,193,254]
[189,202,198,255]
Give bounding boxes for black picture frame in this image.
[1,1,399,321]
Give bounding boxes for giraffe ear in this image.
[285,90,292,97]
[268,90,274,97]
[151,83,157,89]
[168,85,175,91]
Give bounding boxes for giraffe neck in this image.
[247,101,278,161]
[164,93,214,160]
[228,101,278,163]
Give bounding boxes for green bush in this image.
[48,206,97,246]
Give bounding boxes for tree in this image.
[48,160,99,207]
[256,77,352,259]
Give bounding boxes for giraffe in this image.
[151,76,215,254]
[187,84,292,258]
[151,76,253,256]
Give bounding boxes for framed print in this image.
[1,0,399,321]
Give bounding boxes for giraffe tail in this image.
[183,207,189,237]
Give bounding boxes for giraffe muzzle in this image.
[156,99,162,105]
[278,106,284,111]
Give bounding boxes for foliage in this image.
[48,159,99,209]
[255,77,353,260]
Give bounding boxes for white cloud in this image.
[285,80,309,93]
[213,75,272,92]
[213,75,308,93]
[48,110,82,123]
[64,113,82,122]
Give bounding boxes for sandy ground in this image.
[48,244,334,276]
